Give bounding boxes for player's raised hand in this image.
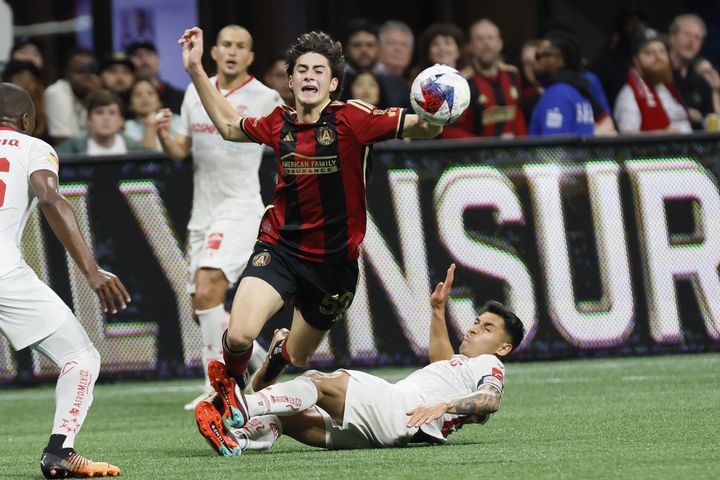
[406,402,448,428]
[430,263,455,311]
[179,27,204,73]
[86,268,131,314]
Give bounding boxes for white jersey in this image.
[396,354,506,442]
[0,127,59,276]
[177,76,281,230]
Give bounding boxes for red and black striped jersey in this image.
[442,65,527,138]
[240,100,406,263]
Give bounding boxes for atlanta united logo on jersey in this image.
[316,125,336,146]
[252,251,271,267]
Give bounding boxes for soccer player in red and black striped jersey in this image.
[178,26,443,428]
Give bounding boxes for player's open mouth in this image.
[301,85,318,93]
[226,60,237,67]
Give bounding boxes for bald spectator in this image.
[44,48,101,145]
[126,39,184,114]
[668,14,713,130]
[377,20,413,107]
[100,52,136,112]
[442,19,526,138]
[614,36,691,134]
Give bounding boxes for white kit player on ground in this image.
[194,264,526,455]
[0,83,131,478]
[157,25,282,409]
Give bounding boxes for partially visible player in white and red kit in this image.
[157,25,281,410]
[194,265,526,455]
[176,26,444,430]
[0,83,131,478]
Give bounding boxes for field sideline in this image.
[1,353,718,479]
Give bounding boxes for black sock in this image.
[44,434,73,455]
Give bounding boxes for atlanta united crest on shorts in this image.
[252,251,271,267]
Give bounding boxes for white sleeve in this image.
[43,84,76,137]
[262,89,283,115]
[614,85,641,133]
[467,355,505,395]
[27,140,59,178]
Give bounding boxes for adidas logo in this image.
[282,132,294,142]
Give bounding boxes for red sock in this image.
[280,335,292,363]
[222,331,253,381]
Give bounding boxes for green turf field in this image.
[1,353,718,479]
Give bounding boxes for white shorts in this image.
[186,208,263,294]
[321,370,421,449]
[0,264,73,350]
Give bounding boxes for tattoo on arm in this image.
[445,385,501,416]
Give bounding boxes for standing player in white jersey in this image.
[194,264,526,455]
[0,83,131,477]
[157,25,282,409]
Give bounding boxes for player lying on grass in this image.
[0,83,130,478]
[195,264,525,455]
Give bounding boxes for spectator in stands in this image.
[614,36,691,134]
[590,7,651,108]
[341,71,388,107]
[411,23,465,79]
[99,52,135,114]
[694,57,720,115]
[442,19,526,138]
[668,13,713,130]
[56,90,143,155]
[124,79,181,151]
[344,19,380,75]
[529,31,601,136]
[377,20,413,107]
[10,38,44,70]
[263,53,294,106]
[126,39,184,114]
[518,39,543,125]
[2,60,47,140]
[44,48,101,145]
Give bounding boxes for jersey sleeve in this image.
[345,99,406,144]
[176,86,193,137]
[467,355,505,396]
[27,140,60,178]
[239,106,283,147]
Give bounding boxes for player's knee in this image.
[224,327,254,351]
[64,345,101,380]
[287,351,311,367]
[193,270,227,309]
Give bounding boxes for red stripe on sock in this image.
[280,337,291,363]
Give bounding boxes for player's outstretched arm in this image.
[429,263,456,363]
[178,27,250,143]
[30,170,131,313]
[401,114,443,139]
[405,384,501,427]
[156,108,192,160]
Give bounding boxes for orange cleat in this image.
[207,360,250,429]
[195,400,242,456]
[250,328,290,392]
[40,449,121,478]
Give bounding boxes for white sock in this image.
[196,304,227,389]
[246,377,318,417]
[249,340,267,374]
[50,347,100,448]
[232,415,282,451]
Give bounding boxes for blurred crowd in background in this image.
[2,6,719,156]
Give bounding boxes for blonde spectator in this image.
[124,80,180,151]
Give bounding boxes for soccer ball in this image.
[410,64,470,126]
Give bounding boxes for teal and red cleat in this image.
[194,400,242,457]
[207,360,250,429]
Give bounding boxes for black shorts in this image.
[240,242,359,330]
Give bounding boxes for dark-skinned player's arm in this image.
[178,26,251,143]
[29,170,131,314]
[428,264,457,363]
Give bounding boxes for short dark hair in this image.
[285,31,345,100]
[480,300,525,349]
[416,23,466,70]
[345,18,379,44]
[85,89,124,116]
[1,60,42,83]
